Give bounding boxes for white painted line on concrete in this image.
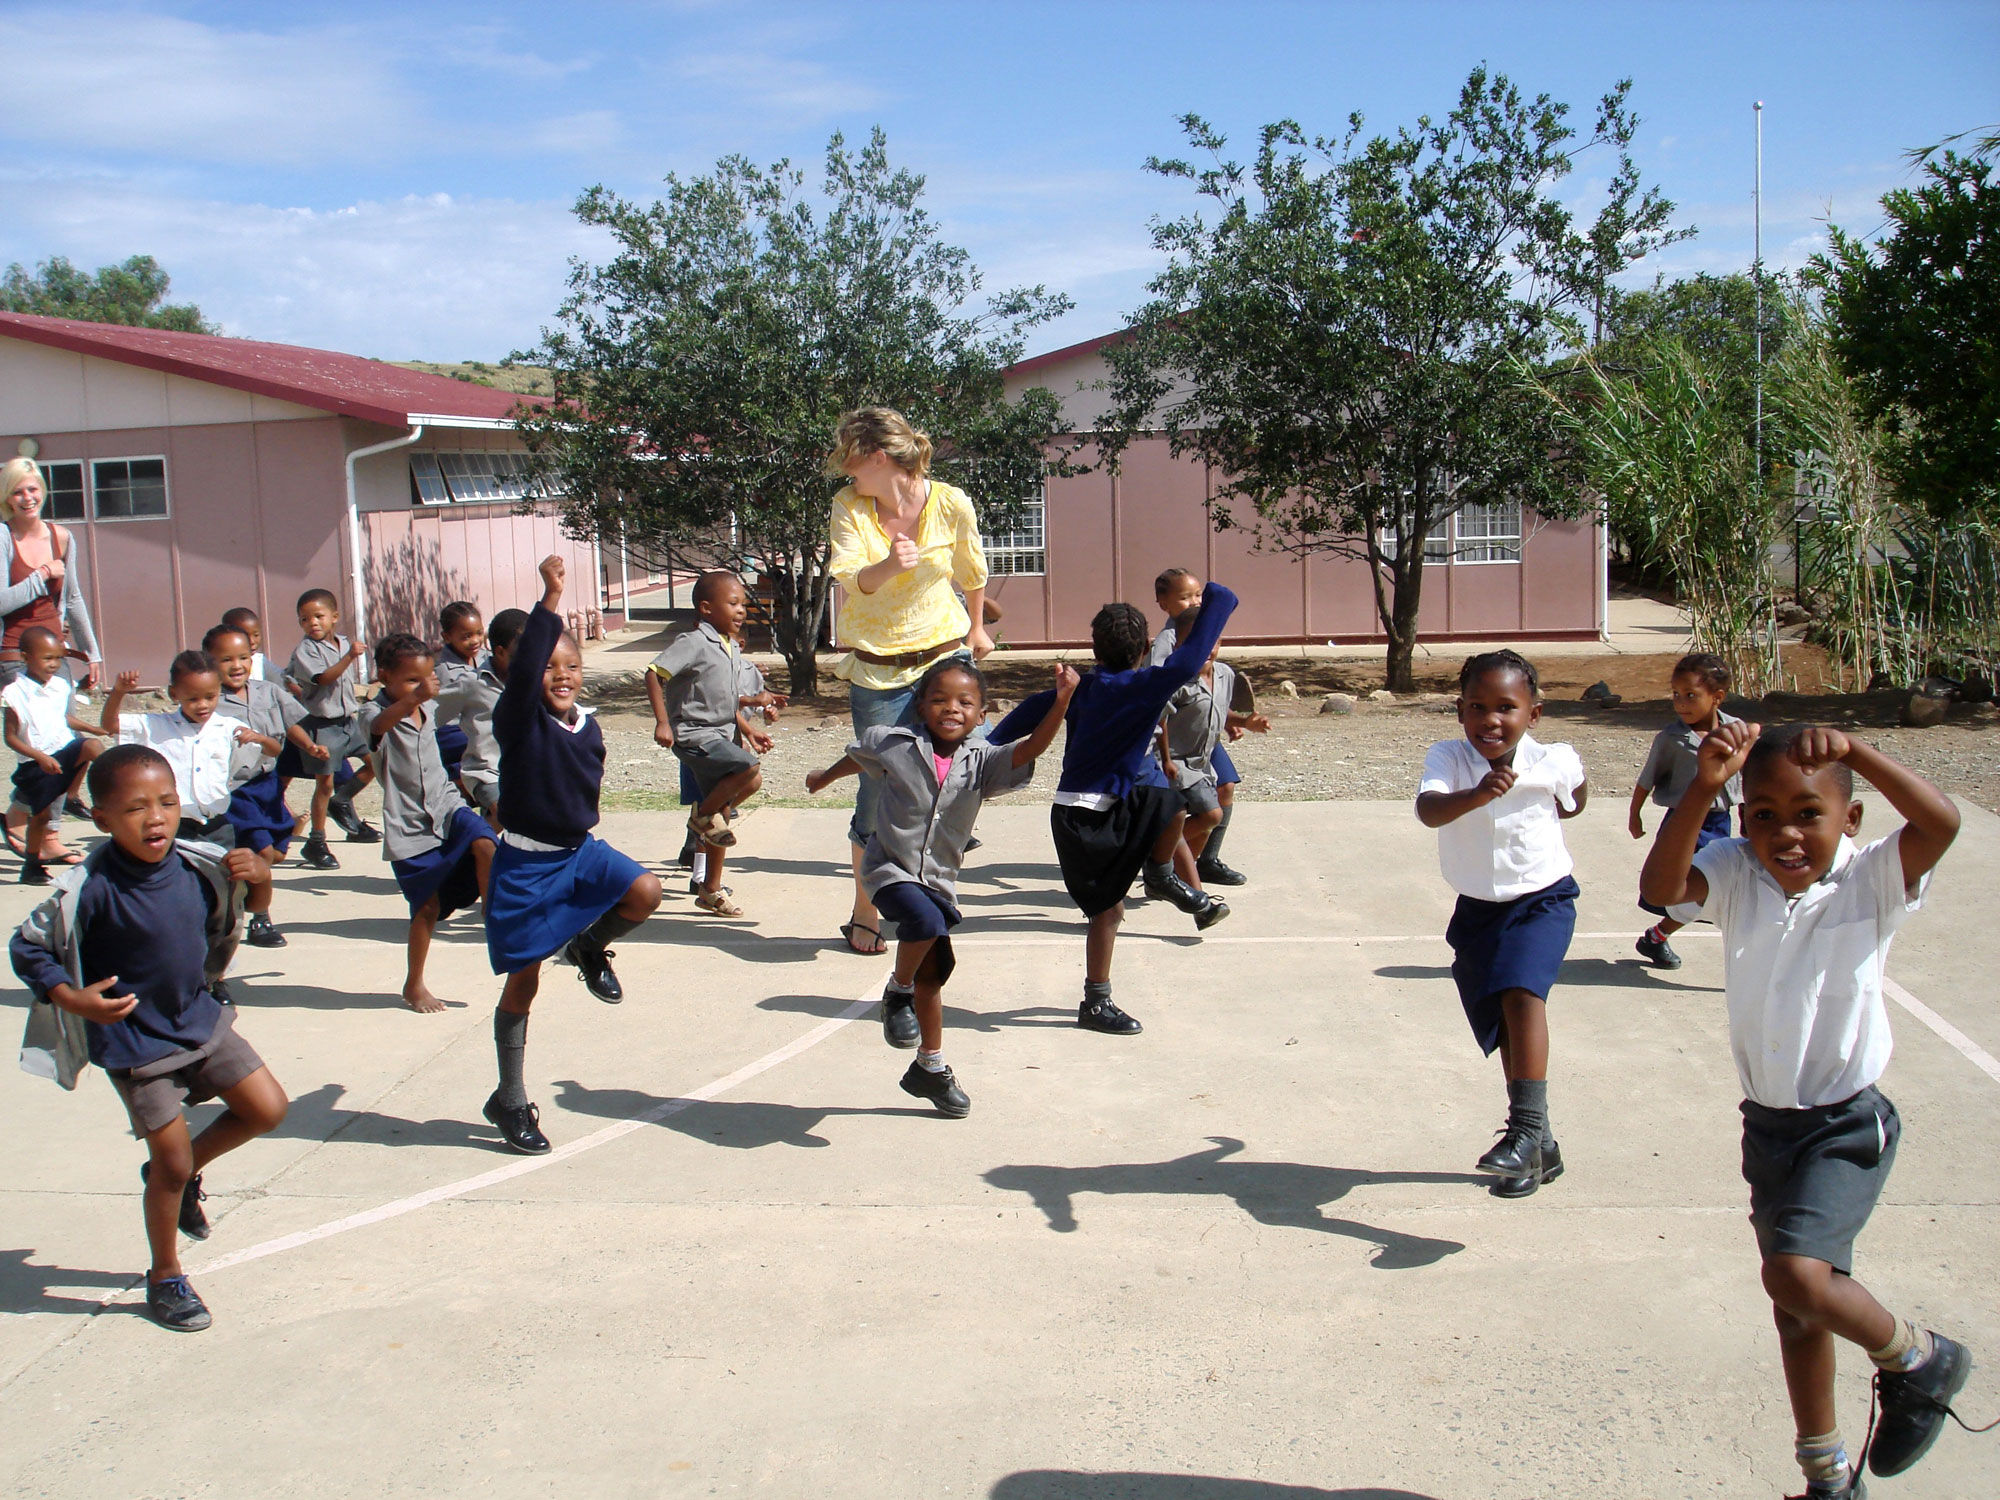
[946,931,1724,948]
[186,973,888,1280]
[1885,977,2000,1087]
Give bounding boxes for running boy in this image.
[1416,650,1587,1199]
[646,571,772,917]
[436,606,522,828]
[1641,722,1972,1497]
[482,556,661,1153]
[10,743,289,1332]
[1158,641,1269,872]
[208,623,319,949]
[807,658,1074,1114]
[4,626,129,884]
[279,588,378,868]
[1149,567,1250,885]
[109,651,240,845]
[989,580,1238,1035]
[1631,652,1742,969]
[360,633,497,1013]
[434,601,486,785]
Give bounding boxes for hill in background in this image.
[388,359,554,397]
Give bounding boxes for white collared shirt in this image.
[2,673,76,758]
[119,711,236,819]
[1419,734,1585,902]
[1670,832,1927,1109]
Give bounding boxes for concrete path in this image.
[1,796,1993,1499]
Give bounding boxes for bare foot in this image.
[403,987,447,1014]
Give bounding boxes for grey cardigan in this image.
[0,523,101,661]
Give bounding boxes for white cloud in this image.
[529,111,625,155]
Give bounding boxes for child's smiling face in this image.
[1670,671,1726,730]
[1740,756,1862,894]
[93,760,180,863]
[543,636,584,717]
[297,599,339,642]
[209,631,254,693]
[20,633,65,684]
[172,670,223,726]
[444,614,486,662]
[1456,666,1541,764]
[1157,574,1204,626]
[919,666,985,746]
[698,578,749,638]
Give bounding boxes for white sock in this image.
[917,1049,946,1072]
[692,851,708,882]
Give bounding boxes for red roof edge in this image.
[1004,329,1132,381]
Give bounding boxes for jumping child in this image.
[1630,652,1742,969]
[1416,650,1587,1199]
[10,743,289,1332]
[4,626,129,884]
[109,651,241,846]
[279,588,378,868]
[1641,721,1977,1496]
[207,623,319,949]
[989,580,1238,1036]
[437,607,523,829]
[1158,641,1269,871]
[360,633,498,1014]
[1149,567,1250,885]
[807,659,1074,1112]
[434,601,486,786]
[482,556,661,1153]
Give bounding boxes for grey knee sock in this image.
[1083,979,1113,1008]
[1506,1078,1549,1145]
[581,908,644,949]
[1203,805,1233,863]
[494,1009,529,1108]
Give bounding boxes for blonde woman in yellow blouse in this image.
[825,407,993,963]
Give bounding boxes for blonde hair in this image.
[0,457,43,512]
[826,407,932,479]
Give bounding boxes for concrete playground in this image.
[1,795,1996,1500]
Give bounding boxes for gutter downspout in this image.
[344,423,424,664]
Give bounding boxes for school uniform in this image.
[436,657,505,815]
[1162,660,1239,817]
[848,723,1032,973]
[1637,713,1745,915]
[1149,620,1240,789]
[433,647,486,782]
[1667,831,1927,1272]
[359,696,493,920]
[1420,735,1586,1055]
[992,584,1239,917]
[484,603,645,975]
[119,710,236,842]
[216,679,307,855]
[649,620,758,796]
[3,672,85,815]
[277,634,364,776]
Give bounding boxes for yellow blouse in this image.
[828,480,989,689]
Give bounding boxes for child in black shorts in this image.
[3,625,128,884]
[10,744,289,1332]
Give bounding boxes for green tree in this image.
[1820,146,1998,527]
[517,129,1070,694]
[1099,68,1686,689]
[0,254,216,333]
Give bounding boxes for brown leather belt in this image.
[849,640,961,669]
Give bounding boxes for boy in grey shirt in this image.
[437,608,525,826]
[280,587,378,867]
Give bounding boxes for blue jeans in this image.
[845,652,982,848]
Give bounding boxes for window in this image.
[90,457,168,520]
[1454,499,1522,563]
[981,492,1046,576]
[410,450,541,506]
[36,461,85,522]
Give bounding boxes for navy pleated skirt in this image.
[225,770,296,854]
[1446,874,1579,1055]
[391,805,494,919]
[485,834,646,974]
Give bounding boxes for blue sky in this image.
[3,0,1995,361]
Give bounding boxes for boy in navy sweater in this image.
[991,581,1238,1034]
[10,744,289,1332]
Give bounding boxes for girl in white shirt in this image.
[1416,650,1588,1199]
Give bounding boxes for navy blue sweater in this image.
[10,846,221,1071]
[495,603,605,847]
[992,582,1238,800]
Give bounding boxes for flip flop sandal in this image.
[38,843,84,865]
[688,812,736,849]
[694,890,745,917]
[3,825,29,859]
[839,921,886,955]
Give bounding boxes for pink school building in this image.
[0,311,599,682]
[986,334,1606,647]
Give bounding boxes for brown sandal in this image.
[694,890,744,917]
[688,812,736,849]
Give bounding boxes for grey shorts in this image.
[107,1008,266,1139]
[464,775,500,813]
[1172,775,1221,817]
[1741,1085,1900,1275]
[673,736,759,797]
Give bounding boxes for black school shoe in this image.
[210,977,234,1006]
[1197,857,1246,887]
[299,834,340,870]
[483,1092,551,1155]
[145,1274,212,1332]
[18,858,49,886]
[1868,1332,1972,1477]
[1636,928,1682,969]
[1078,996,1142,1035]
[327,793,380,843]
[899,1060,971,1118]
[1476,1125,1542,1180]
[1785,1474,1866,1500]
[1141,866,1208,915]
[244,913,287,948]
[1194,896,1230,931]
[881,987,920,1048]
[140,1163,211,1240]
[1492,1138,1563,1199]
[560,937,623,1002]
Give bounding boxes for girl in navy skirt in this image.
[1416,650,1587,1199]
[481,556,661,1154]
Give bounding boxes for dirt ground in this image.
[583,642,2000,818]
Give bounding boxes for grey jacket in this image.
[436,662,504,788]
[1164,660,1238,787]
[15,840,246,1090]
[849,724,1031,904]
[0,523,101,662]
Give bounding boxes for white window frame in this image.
[36,460,86,523]
[981,486,1046,577]
[410,450,543,507]
[88,455,170,522]
[1452,498,1523,565]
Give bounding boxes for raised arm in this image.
[96,670,139,738]
[1640,722,1757,910]
[805,753,861,795]
[494,557,567,741]
[311,639,366,687]
[990,687,1058,745]
[1817,730,1960,886]
[1008,666,1078,768]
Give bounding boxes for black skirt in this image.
[1050,785,1178,918]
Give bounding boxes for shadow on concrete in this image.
[187,1082,489,1150]
[992,1478,1440,1500]
[983,1137,1473,1270]
[220,972,465,1011]
[549,1079,932,1148]
[1372,960,1712,993]
[757,992,1079,1032]
[0,1248,143,1317]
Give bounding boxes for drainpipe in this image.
[344,423,424,662]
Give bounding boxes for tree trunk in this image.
[766,553,823,699]
[1385,558,1426,693]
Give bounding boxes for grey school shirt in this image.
[217,678,308,785]
[287,634,359,719]
[435,657,504,790]
[648,621,740,746]
[1639,712,1745,810]
[357,697,464,860]
[1163,660,1238,788]
[848,723,1031,904]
